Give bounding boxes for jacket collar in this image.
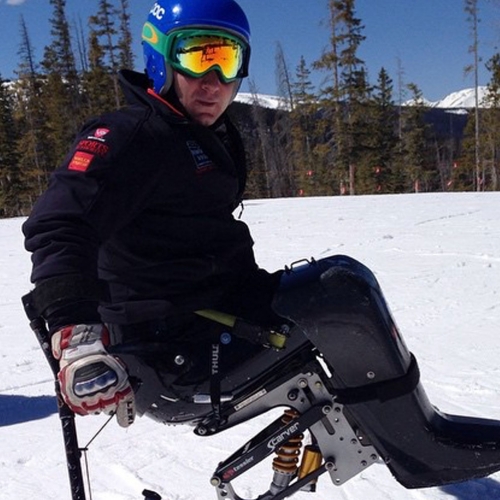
[118,69,188,124]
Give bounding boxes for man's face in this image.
[173,70,239,126]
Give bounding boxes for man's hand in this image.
[51,324,135,427]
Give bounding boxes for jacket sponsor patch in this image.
[76,139,110,156]
[68,151,95,172]
[94,128,110,139]
[186,140,216,174]
[86,128,111,143]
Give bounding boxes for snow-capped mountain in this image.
[1,80,489,111]
[426,86,489,109]
[234,92,287,109]
[235,87,491,110]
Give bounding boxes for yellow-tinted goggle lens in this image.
[172,33,245,81]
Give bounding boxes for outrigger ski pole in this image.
[22,292,164,500]
[22,292,87,500]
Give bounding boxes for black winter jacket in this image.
[23,70,278,329]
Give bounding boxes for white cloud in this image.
[6,0,28,5]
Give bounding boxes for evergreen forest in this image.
[0,0,499,218]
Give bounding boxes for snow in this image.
[2,192,500,500]
[236,87,490,110]
[235,92,289,109]
[403,87,490,109]
[430,87,489,109]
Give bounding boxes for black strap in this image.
[210,340,222,424]
[29,274,105,316]
[334,354,420,405]
[208,328,236,428]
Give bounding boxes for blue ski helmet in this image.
[142,0,251,95]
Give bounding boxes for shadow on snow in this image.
[4,395,500,498]
[440,477,500,499]
[0,394,57,426]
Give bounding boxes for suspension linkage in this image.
[211,403,332,499]
[213,459,334,500]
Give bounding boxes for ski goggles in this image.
[143,24,249,83]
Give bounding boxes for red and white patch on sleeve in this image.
[93,128,110,139]
[68,151,95,172]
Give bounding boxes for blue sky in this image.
[1,0,500,102]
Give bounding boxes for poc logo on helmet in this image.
[150,3,165,20]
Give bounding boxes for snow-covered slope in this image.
[2,192,500,499]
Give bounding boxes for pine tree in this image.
[272,42,297,196]
[74,15,89,74]
[290,56,320,196]
[314,0,369,195]
[82,30,117,116]
[89,0,122,108]
[82,0,134,116]
[117,0,135,70]
[362,68,398,194]
[477,53,500,190]
[344,65,372,194]
[454,112,478,190]
[14,16,52,209]
[247,79,278,197]
[0,76,22,217]
[464,0,483,190]
[45,0,80,104]
[41,0,82,163]
[398,84,435,192]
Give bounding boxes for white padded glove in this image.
[51,324,135,427]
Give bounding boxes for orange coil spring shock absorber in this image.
[269,409,304,494]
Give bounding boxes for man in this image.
[23,0,282,428]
